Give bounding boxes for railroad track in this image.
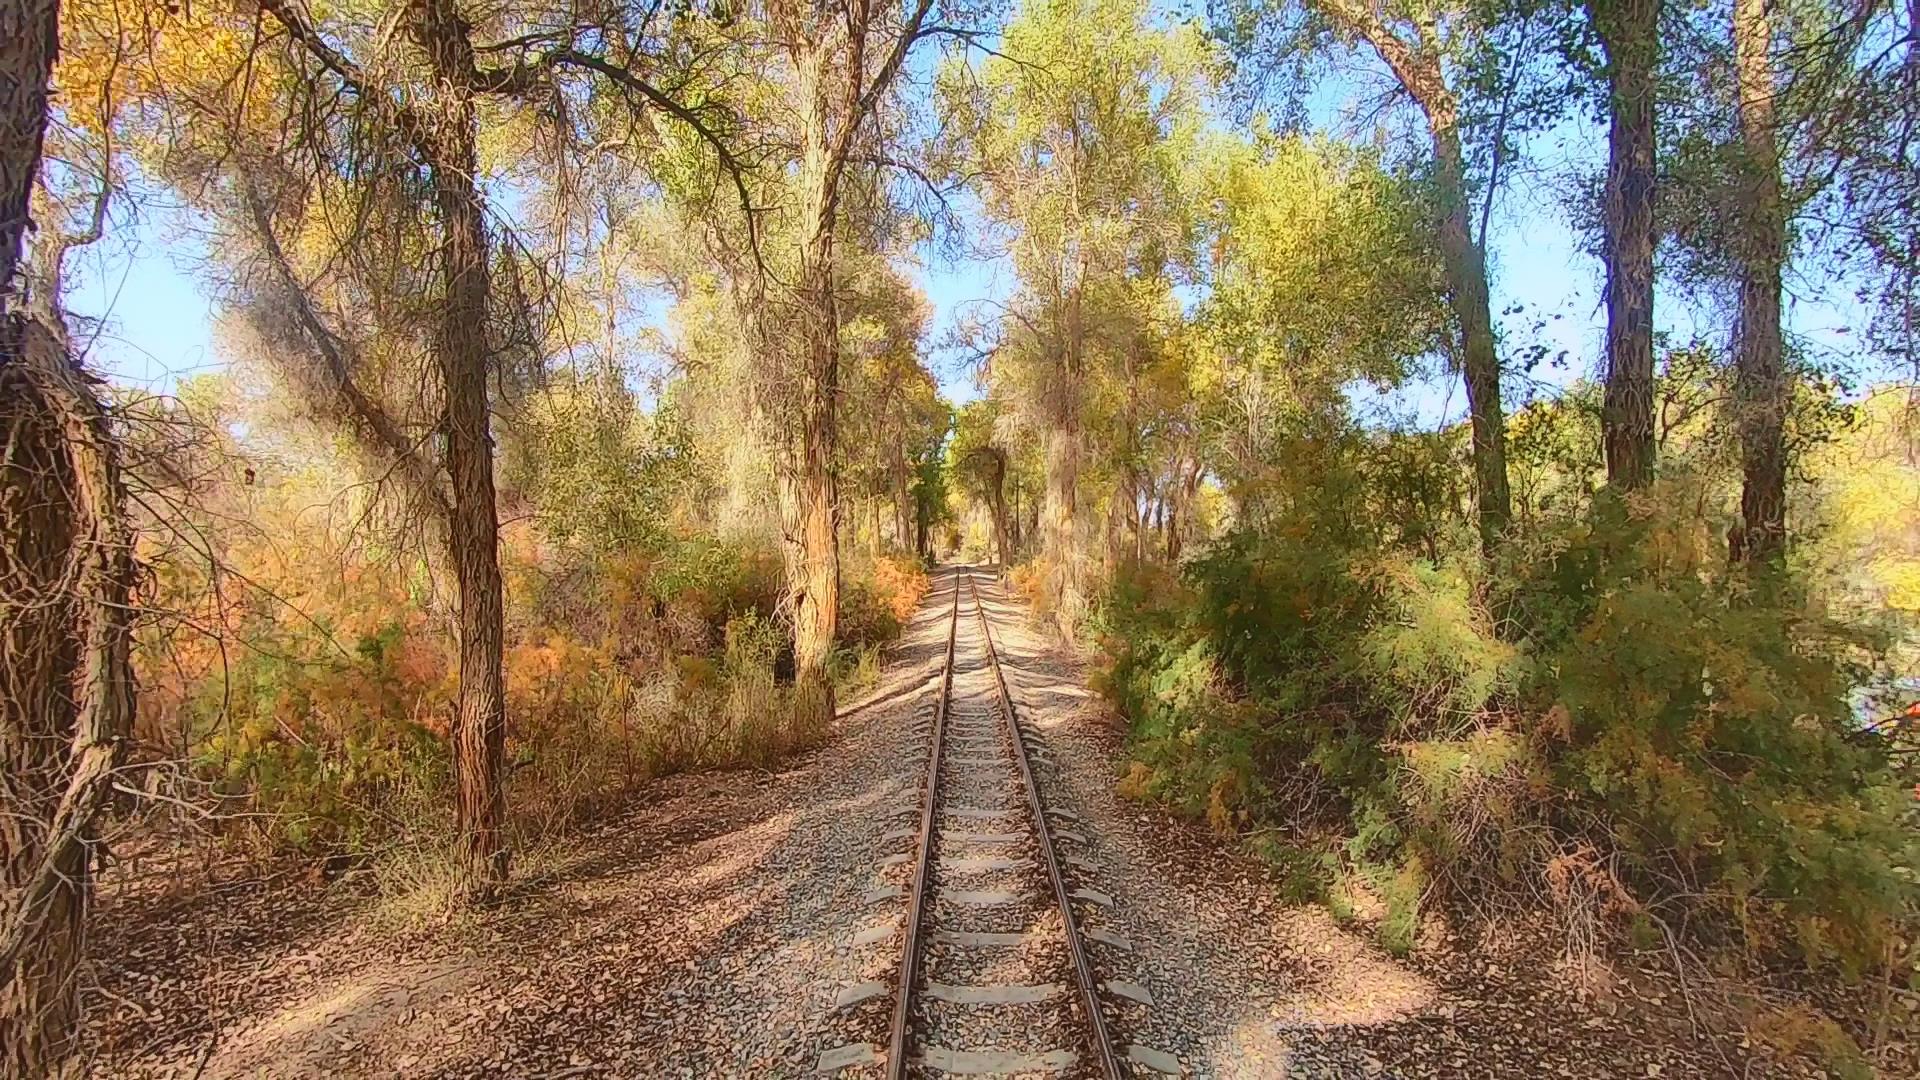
[818,567,1177,1078]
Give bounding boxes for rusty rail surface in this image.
[885,568,961,1079]
[970,573,1123,1080]
[882,567,1122,1079]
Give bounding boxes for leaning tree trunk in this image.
[1597,0,1660,490]
[1732,0,1787,562]
[1321,0,1512,554]
[1432,128,1513,554]
[417,1,509,896]
[2,2,136,1072]
[1,318,136,1078]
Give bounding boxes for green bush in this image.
[1096,485,1918,970]
[1520,493,1916,968]
[190,617,448,855]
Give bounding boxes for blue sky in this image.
[65,39,1881,429]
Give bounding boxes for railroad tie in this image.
[1127,1045,1183,1075]
[938,855,1031,873]
[941,888,1019,905]
[915,1046,1077,1075]
[853,918,900,945]
[922,981,1063,1005]
[813,1043,878,1073]
[833,981,887,1009]
[947,805,1016,820]
[930,929,1029,947]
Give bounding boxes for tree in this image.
[0,0,57,305]
[1592,0,1661,490]
[244,0,521,893]
[939,0,1212,632]
[756,0,940,729]
[1196,135,1447,519]
[1,0,137,1071]
[223,0,787,896]
[951,399,1014,569]
[1728,0,1785,561]
[1313,0,1515,555]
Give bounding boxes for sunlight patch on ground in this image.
[203,960,470,1079]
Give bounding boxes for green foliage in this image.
[505,372,698,559]
[187,614,450,855]
[1097,473,1919,970]
[1357,559,1518,731]
[1517,488,1916,967]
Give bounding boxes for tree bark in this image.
[892,448,913,552]
[1319,0,1512,554]
[414,0,509,895]
[1434,132,1513,554]
[1596,0,1660,490]
[1,4,137,1071]
[976,447,1012,574]
[779,51,841,735]
[1731,0,1787,561]
[1043,400,1083,630]
[1042,277,1087,635]
[0,0,56,309]
[1,317,135,1078]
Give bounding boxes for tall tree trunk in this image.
[1,321,135,1079]
[1,5,136,1072]
[1320,1,1512,554]
[1044,407,1082,631]
[892,449,912,552]
[1043,279,1086,635]
[416,1,509,895]
[1008,483,1022,552]
[780,54,841,735]
[1433,130,1513,554]
[1596,0,1660,490]
[1732,0,1787,561]
[1167,454,1197,563]
[989,457,1011,575]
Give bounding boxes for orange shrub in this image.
[869,553,930,622]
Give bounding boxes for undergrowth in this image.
[1094,479,1920,978]
[138,530,930,906]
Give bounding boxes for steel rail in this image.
[970,574,1125,1080]
[885,568,962,1079]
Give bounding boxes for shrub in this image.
[1356,557,1519,733]
[1095,483,1919,971]
[1523,493,1917,969]
[867,553,930,623]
